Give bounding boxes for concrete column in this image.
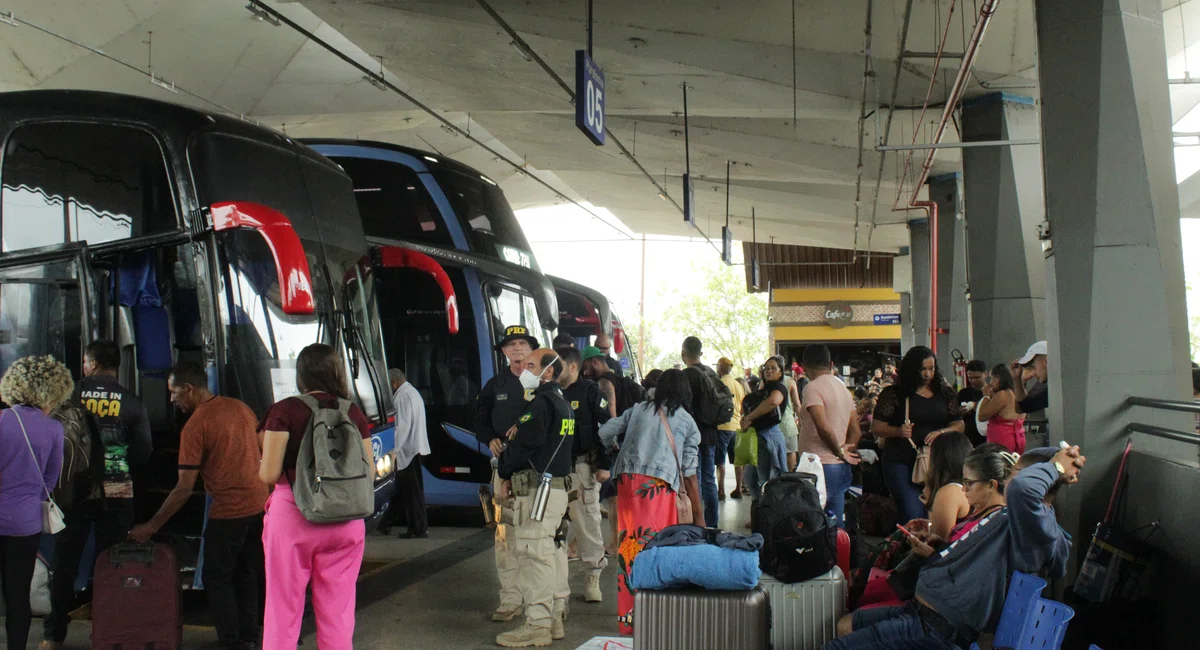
[899,292,915,352]
[928,173,971,370]
[1036,0,1195,641]
[906,219,931,350]
[960,93,1046,368]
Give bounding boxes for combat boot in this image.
[551,598,568,640]
[492,604,524,622]
[583,572,603,602]
[496,622,553,647]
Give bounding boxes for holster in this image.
[512,469,537,497]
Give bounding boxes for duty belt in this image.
[915,602,976,649]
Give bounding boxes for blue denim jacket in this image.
[599,402,699,493]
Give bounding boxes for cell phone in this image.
[895,523,917,538]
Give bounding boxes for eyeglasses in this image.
[962,478,989,490]
[597,346,610,352]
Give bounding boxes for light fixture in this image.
[424,155,439,163]
[245,3,280,26]
[149,74,179,94]
[480,175,497,186]
[362,74,388,91]
[0,11,18,27]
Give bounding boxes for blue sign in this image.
[873,313,901,325]
[683,174,697,224]
[575,50,605,145]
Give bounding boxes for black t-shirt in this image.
[564,377,611,458]
[1018,382,1049,415]
[752,380,788,430]
[873,384,961,466]
[956,386,985,446]
[77,375,153,499]
[473,368,533,443]
[605,356,624,378]
[497,383,575,479]
[684,364,719,446]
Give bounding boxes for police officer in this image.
[475,325,539,623]
[554,346,610,603]
[495,349,574,648]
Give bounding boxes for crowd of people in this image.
[0,340,433,650]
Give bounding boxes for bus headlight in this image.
[376,455,392,479]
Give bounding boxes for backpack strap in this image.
[296,393,320,413]
[336,397,353,416]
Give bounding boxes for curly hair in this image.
[896,346,945,398]
[1,355,75,409]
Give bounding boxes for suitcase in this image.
[92,543,182,650]
[633,588,769,650]
[836,528,851,580]
[758,567,847,650]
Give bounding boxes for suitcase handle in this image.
[108,543,157,567]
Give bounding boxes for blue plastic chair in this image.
[969,571,1048,650]
[1014,597,1075,649]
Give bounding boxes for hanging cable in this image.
[244,1,632,239]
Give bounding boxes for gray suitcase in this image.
[633,588,769,650]
[758,567,847,650]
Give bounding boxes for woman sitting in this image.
[599,368,703,635]
[976,364,1027,454]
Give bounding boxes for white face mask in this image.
[519,355,559,391]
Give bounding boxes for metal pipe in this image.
[1126,423,1200,445]
[852,0,874,261]
[878,138,1038,151]
[586,0,593,57]
[904,51,965,58]
[866,0,917,268]
[903,0,1002,207]
[1126,396,1200,414]
[683,83,690,174]
[913,200,939,354]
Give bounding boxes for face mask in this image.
[519,355,560,391]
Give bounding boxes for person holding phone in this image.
[870,347,964,523]
[829,444,1085,650]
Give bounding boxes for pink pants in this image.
[262,484,365,650]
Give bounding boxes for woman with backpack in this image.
[0,355,72,650]
[599,368,703,635]
[259,344,374,650]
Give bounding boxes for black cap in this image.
[495,325,540,352]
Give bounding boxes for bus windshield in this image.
[192,133,387,420]
[432,168,537,270]
[485,282,552,359]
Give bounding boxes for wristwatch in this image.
[1054,461,1066,478]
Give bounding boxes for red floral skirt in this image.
[615,473,679,635]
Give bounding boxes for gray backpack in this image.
[291,395,374,523]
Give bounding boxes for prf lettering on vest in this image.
[559,420,576,437]
[80,390,122,417]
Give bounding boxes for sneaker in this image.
[492,604,524,622]
[551,614,565,640]
[496,622,553,647]
[584,572,603,603]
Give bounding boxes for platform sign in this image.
[575,50,605,145]
[683,174,697,224]
[873,313,901,325]
[722,226,733,265]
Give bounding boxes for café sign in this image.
[824,301,854,329]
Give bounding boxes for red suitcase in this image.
[91,543,182,650]
[836,527,851,580]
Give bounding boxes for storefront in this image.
[768,288,902,385]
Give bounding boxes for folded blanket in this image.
[628,544,761,591]
[643,524,764,552]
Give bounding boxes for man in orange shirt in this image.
[131,362,267,650]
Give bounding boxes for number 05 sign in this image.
[575,50,605,146]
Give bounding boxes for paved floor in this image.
[1,475,757,649]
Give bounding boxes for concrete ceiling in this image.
[0,0,1194,253]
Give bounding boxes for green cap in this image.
[581,345,606,362]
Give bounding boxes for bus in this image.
[304,140,638,505]
[549,274,642,381]
[0,90,394,585]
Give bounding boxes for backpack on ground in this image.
[50,402,104,509]
[690,364,734,427]
[753,472,838,583]
[292,395,375,524]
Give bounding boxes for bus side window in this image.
[0,122,176,253]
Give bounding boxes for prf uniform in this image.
[497,381,575,638]
[475,365,532,618]
[563,377,611,587]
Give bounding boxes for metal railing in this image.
[1124,397,1200,446]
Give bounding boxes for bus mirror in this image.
[613,323,626,354]
[376,246,460,335]
[210,201,316,316]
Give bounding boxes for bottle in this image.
[530,472,553,521]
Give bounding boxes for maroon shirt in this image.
[260,393,371,484]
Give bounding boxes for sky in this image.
[517,205,1200,358]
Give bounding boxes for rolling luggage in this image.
[758,567,847,650]
[92,543,182,650]
[633,588,769,650]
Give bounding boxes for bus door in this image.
[0,242,98,381]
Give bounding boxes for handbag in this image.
[659,409,694,525]
[8,409,67,534]
[906,397,931,484]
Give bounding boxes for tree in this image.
[651,261,769,371]
[623,318,681,374]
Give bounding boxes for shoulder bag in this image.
[8,409,67,534]
[908,397,931,484]
[659,409,694,525]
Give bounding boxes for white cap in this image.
[1017,341,1048,365]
